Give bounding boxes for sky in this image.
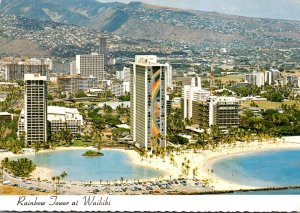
[98,0,300,21]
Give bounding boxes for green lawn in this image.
[241,100,300,109]
[202,75,244,83]
[70,139,93,147]
[216,75,244,83]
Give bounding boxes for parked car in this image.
[3,180,11,185]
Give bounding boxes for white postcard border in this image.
[0,195,299,212]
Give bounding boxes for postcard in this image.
[0,0,300,211]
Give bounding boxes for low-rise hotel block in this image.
[57,74,98,93]
[181,85,210,120]
[19,106,83,139]
[0,112,13,121]
[192,96,240,129]
[48,106,83,135]
[111,81,130,97]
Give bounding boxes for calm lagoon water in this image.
[212,149,300,191]
[15,149,164,181]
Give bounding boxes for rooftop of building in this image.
[20,106,81,116]
[48,106,80,115]
[131,55,168,66]
[98,101,130,110]
[0,57,51,65]
[57,74,97,79]
[0,82,19,86]
[131,61,168,66]
[0,112,12,116]
[76,53,104,57]
[116,124,130,129]
[24,73,47,81]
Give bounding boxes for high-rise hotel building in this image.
[24,73,47,145]
[130,55,167,151]
[99,36,108,67]
[76,53,104,80]
[5,64,49,81]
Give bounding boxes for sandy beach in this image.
[123,138,300,190]
[1,138,300,191]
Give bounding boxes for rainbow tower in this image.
[130,55,168,151]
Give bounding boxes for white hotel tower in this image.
[130,55,168,151]
[24,73,47,145]
[75,53,105,80]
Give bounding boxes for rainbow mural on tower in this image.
[151,68,161,147]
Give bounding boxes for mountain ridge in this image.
[1,0,300,49]
[97,0,300,22]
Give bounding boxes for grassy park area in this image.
[241,100,300,109]
[0,185,50,195]
[215,75,244,83]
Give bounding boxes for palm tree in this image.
[33,142,40,153]
[149,154,153,163]
[160,148,166,162]
[177,147,182,155]
[150,136,156,152]
[181,160,186,177]
[169,154,176,166]
[0,165,3,182]
[94,132,103,151]
[185,160,191,177]
[192,168,198,180]
[51,176,55,192]
[208,169,214,181]
[55,176,61,194]
[139,150,146,161]
[60,171,68,184]
[60,126,73,146]
[1,157,9,170]
[37,177,40,188]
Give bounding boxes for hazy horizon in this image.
[98,0,300,21]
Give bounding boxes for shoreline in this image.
[0,147,95,181]
[1,139,300,191]
[200,141,300,190]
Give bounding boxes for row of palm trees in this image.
[137,146,201,180]
[51,127,74,146]
[134,120,280,181]
[180,157,191,177]
[51,171,68,194]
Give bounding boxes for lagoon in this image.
[17,149,163,181]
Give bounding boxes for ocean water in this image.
[212,149,300,189]
[13,149,164,181]
[231,188,300,195]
